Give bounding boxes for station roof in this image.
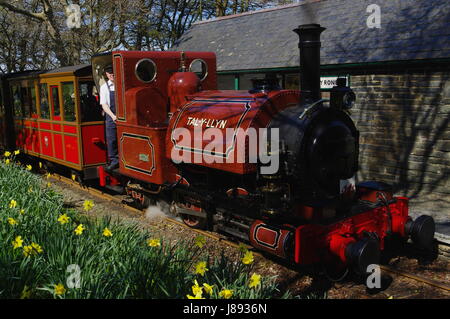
[173,0,450,72]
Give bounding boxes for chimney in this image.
[293,24,326,105]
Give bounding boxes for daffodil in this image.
[9,199,17,208]
[14,150,20,155]
[249,273,261,288]
[12,236,23,249]
[147,238,161,247]
[57,214,70,225]
[39,162,42,169]
[20,209,25,215]
[54,283,66,295]
[71,174,76,181]
[5,159,10,165]
[20,285,31,299]
[191,280,203,296]
[102,227,113,237]
[242,251,254,265]
[83,200,94,211]
[194,235,206,248]
[31,242,43,254]
[219,289,233,299]
[4,151,11,157]
[186,294,205,299]
[203,283,214,295]
[46,172,51,179]
[74,224,85,235]
[23,245,34,257]
[26,165,32,171]
[7,217,18,226]
[194,261,209,276]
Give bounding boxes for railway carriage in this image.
[1,65,106,179]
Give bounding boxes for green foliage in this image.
[0,158,289,299]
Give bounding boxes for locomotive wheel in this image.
[181,214,207,230]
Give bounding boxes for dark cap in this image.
[104,65,113,74]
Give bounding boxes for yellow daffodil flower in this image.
[46,173,51,179]
[189,280,203,298]
[194,261,209,276]
[57,214,70,225]
[9,199,17,208]
[20,209,25,215]
[249,273,261,288]
[23,245,34,257]
[242,251,254,265]
[219,289,233,299]
[5,159,10,165]
[83,200,94,211]
[31,242,43,254]
[26,165,32,171]
[103,227,113,237]
[12,236,23,249]
[39,162,42,169]
[194,235,206,248]
[14,150,20,155]
[7,217,18,226]
[186,294,205,299]
[147,238,161,247]
[203,283,214,295]
[4,151,11,157]
[74,224,85,235]
[54,283,66,295]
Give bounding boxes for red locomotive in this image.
[1,24,435,276]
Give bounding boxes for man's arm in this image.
[101,103,117,121]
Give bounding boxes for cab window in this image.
[39,83,50,119]
[62,82,76,121]
[79,81,102,122]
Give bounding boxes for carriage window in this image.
[30,83,37,116]
[79,81,102,122]
[39,83,50,119]
[62,82,76,122]
[21,86,31,117]
[12,84,23,117]
[50,85,60,117]
[135,58,157,83]
[189,59,208,81]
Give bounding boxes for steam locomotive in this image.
[0,24,435,276]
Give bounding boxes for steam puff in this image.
[145,201,177,221]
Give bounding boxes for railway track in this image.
[48,172,450,295]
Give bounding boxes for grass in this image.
[0,154,289,299]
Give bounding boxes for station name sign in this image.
[320,75,350,90]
